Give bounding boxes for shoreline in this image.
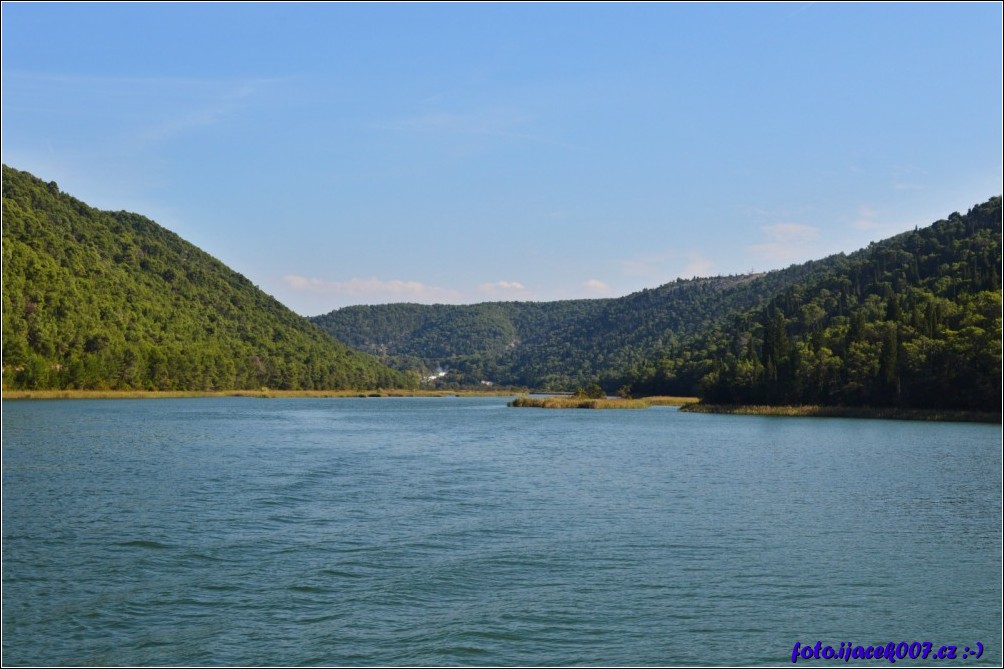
[509,397,650,409]
[508,396,699,410]
[1,389,519,401]
[3,391,995,423]
[679,403,1001,424]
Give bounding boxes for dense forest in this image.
[314,264,844,389]
[685,198,1001,412]
[315,197,1001,413]
[1,165,415,391]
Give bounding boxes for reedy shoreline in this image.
[1,389,517,400]
[679,403,1001,424]
[508,396,699,410]
[3,390,996,423]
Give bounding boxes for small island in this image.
[508,394,698,410]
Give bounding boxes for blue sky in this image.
[3,3,1001,315]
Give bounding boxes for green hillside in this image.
[314,257,848,389]
[687,197,1001,412]
[1,165,415,391]
[314,197,1001,413]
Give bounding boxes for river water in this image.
[3,397,1000,665]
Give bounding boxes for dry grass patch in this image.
[508,396,651,409]
[639,396,699,406]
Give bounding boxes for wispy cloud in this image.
[621,249,715,281]
[848,204,917,238]
[134,102,235,146]
[681,252,715,278]
[283,275,464,304]
[583,279,612,296]
[851,205,880,230]
[4,70,289,150]
[621,251,675,279]
[129,78,288,149]
[761,223,819,241]
[478,280,532,299]
[747,223,821,264]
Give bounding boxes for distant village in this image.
[423,367,493,387]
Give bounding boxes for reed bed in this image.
[508,396,652,409]
[638,396,700,406]
[680,403,1001,423]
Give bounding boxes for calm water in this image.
[2,397,1000,666]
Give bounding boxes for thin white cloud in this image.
[762,223,820,242]
[747,222,821,264]
[621,249,715,281]
[5,70,289,150]
[481,280,525,291]
[283,275,464,304]
[681,252,715,278]
[621,251,676,279]
[583,279,612,296]
[130,79,283,148]
[848,204,918,237]
[852,205,880,230]
[135,104,232,146]
[478,280,532,299]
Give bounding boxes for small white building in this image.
[424,368,447,383]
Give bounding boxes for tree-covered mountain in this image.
[687,197,1001,412]
[314,197,1001,413]
[314,257,851,389]
[2,165,415,391]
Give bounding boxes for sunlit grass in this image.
[638,396,699,406]
[508,396,652,409]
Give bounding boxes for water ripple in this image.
[3,397,1000,666]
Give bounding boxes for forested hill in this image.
[686,196,1001,412]
[314,197,1001,413]
[1,165,415,391]
[314,262,841,390]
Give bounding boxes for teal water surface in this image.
[2,397,1001,665]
